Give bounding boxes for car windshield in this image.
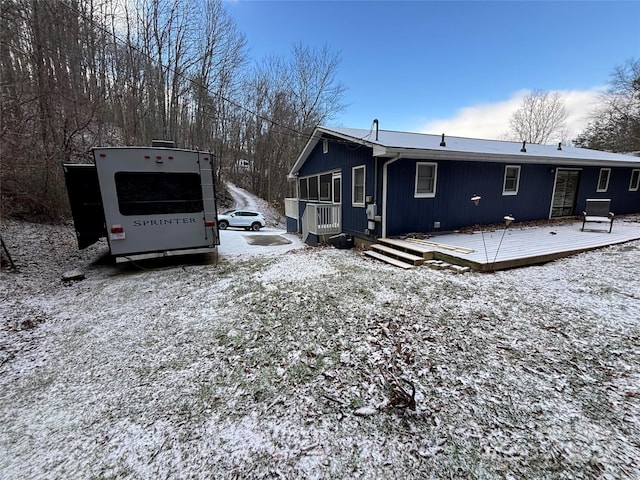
[222,209,236,215]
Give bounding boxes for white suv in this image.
[217,209,266,231]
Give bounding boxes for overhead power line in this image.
[56,0,317,143]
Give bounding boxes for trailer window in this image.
[115,172,203,215]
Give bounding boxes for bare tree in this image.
[289,43,347,131]
[508,90,569,144]
[1,0,100,218]
[1,0,342,218]
[235,45,346,203]
[1,0,250,219]
[575,58,640,152]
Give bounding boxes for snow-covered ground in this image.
[1,185,639,479]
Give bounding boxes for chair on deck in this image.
[581,199,614,233]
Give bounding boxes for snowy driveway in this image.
[216,182,304,260]
[217,227,304,260]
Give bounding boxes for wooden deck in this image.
[383,218,640,272]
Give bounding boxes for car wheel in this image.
[219,220,228,230]
[251,222,261,231]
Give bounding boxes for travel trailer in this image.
[63,142,220,262]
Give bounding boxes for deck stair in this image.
[364,242,425,268]
[365,238,473,272]
[364,250,415,269]
[377,238,435,259]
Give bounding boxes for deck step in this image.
[370,244,424,265]
[364,250,414,269]
[425,259,471,274]
[377,237,433,259]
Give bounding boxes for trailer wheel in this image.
[251,222,261,231]
[219,220,229,230]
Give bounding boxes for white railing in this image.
[301,203,341,242]
[284,197,298,218]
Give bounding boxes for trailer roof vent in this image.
[152,139,176,148]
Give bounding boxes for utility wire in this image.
[3,1,367,151]
[54,1,350,147]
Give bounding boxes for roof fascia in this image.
[288,128,322,179]
[376,147,640,167]
[288,127,377,179]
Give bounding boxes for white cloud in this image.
[419,88,604,142]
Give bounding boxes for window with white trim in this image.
[629,169,640,191]
[414,162,437,197]
[352,165,365,206]
[323,139,328,154]
[502,165,521,195]
[597,168,611,192]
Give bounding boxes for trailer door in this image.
[62,164,106,249]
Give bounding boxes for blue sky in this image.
[227,0,640,140]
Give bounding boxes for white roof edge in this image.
[288,125,387,176]
[379,147,640,167]
[288,128,322,177]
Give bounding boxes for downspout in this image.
[373,157,378,206]
[373,118,380,211]
[372,119,379,219]
[381,155,402,238]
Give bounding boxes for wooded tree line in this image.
[1,0,637,222]
[1,0,345,219]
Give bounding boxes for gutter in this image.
[375,147,640,168]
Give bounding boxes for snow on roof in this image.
[327,126,640,163]
[289,125,640,177]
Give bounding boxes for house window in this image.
[352,165,365,206]
[319,173,332,201]
[299,178,308,200]
[629,169,640,191]
[597,168,611,192]
[323,139,329,154]
[414,162,437,197]
[502,165,521,195]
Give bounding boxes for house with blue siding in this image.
[285,125,640,245]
